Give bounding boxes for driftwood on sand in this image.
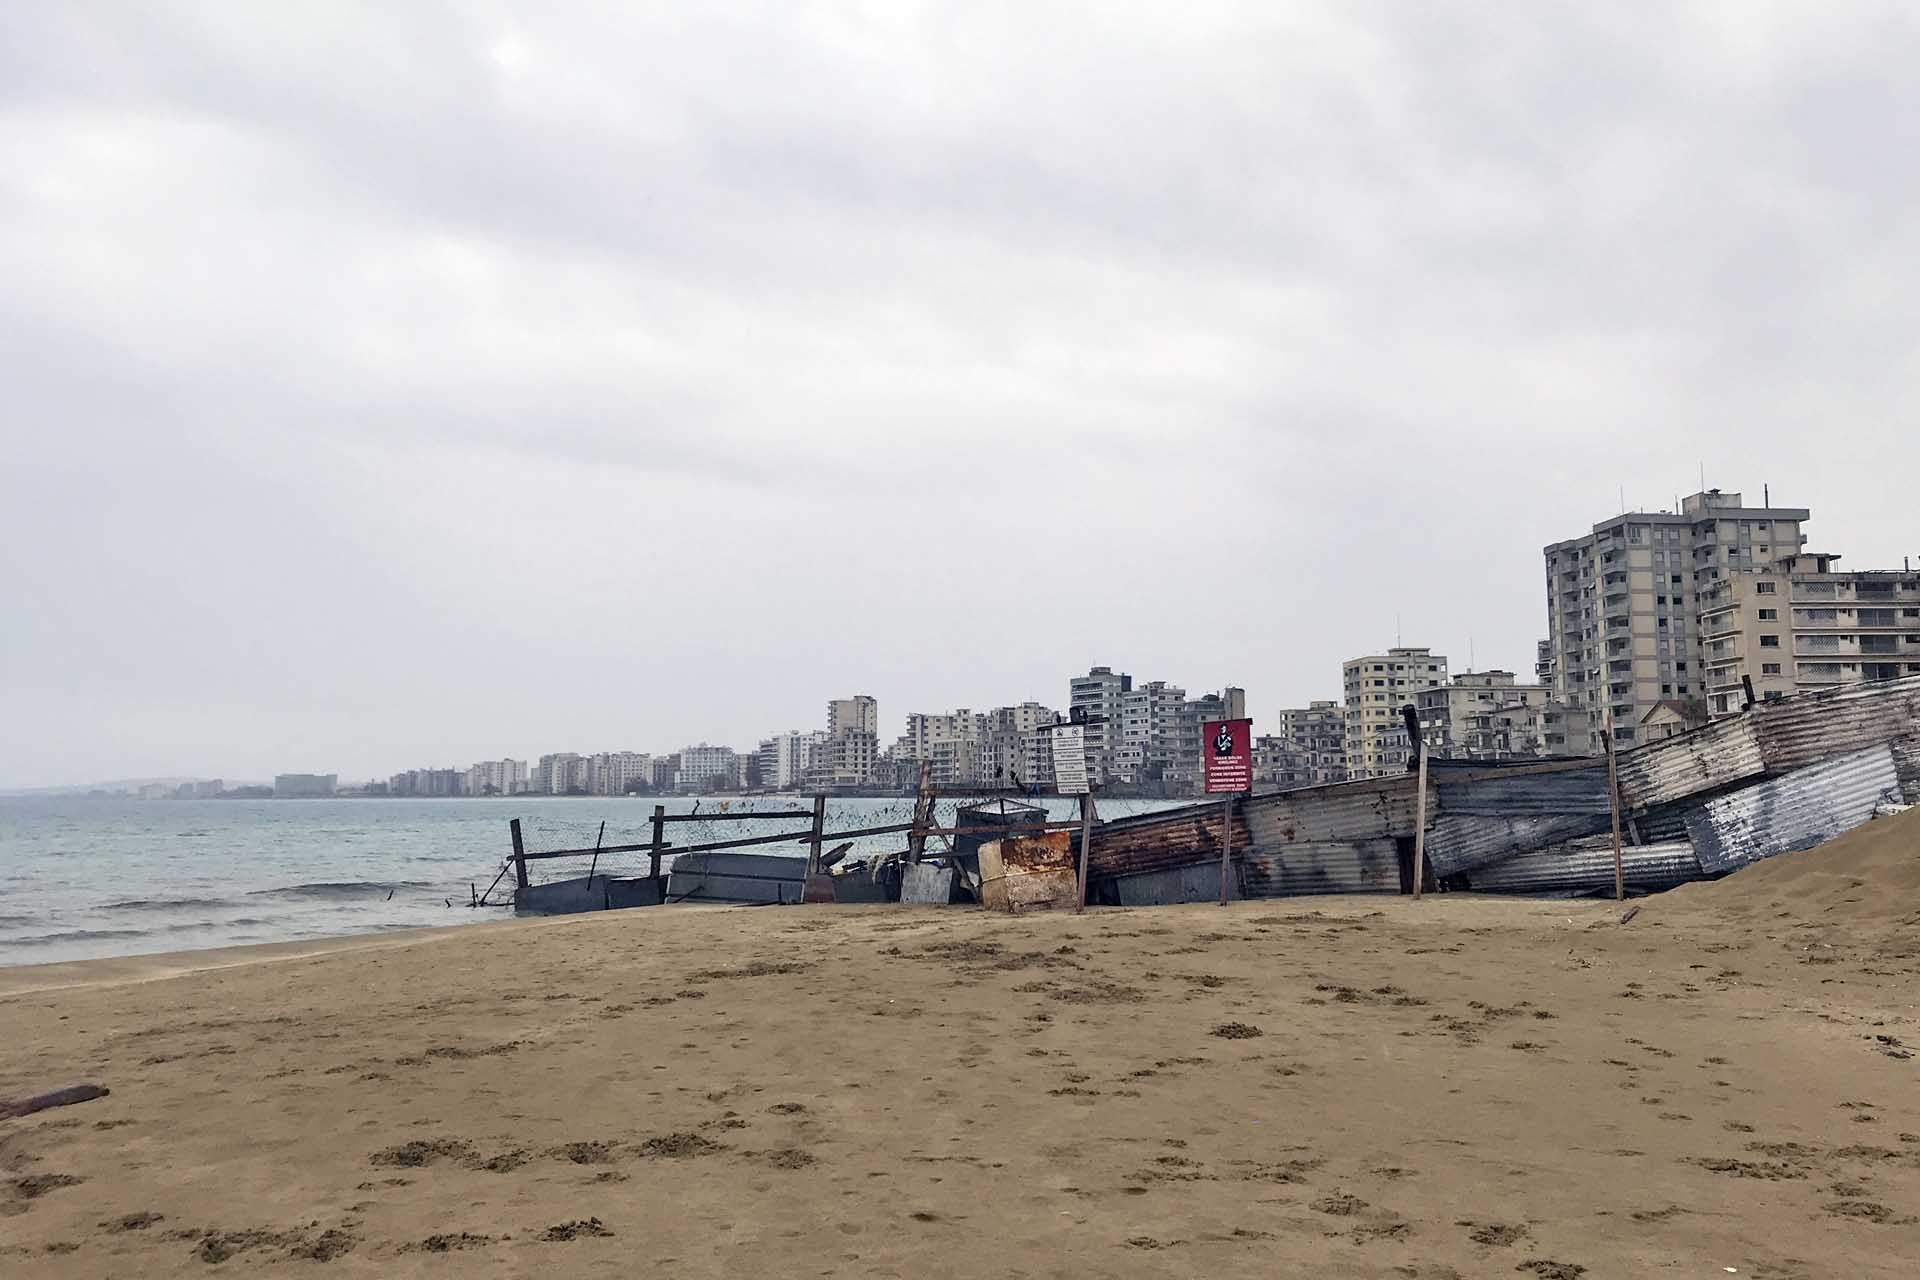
[0,1083,111,1119]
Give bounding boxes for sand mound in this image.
[1654,804,1920,928]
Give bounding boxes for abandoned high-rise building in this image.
[1542,489,1809,752]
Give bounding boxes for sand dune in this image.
[3,854,1917,1276]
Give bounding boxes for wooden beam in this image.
[1604,708,1625,901]
[649,804,667,883]
[510,818,528,893]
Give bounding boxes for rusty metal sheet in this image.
[1086,802,1248,878]
[1456,839,1703,896]
[1239,839,1401,897]
[978,832,1078,913]
[1242,777,1421,847]
[1683,743,1901,875]
[1615,715,1765,811]
[1753,673,1920,772]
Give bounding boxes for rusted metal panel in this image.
[1752,673,1920,772]
[1683,744,1901,875]
[1241,777,1422,847]
[978,832,1078,913]
[1085,801,1249,877]
[1456,839,1703,896]
[1615,715,1766,811]
[1239,839,1401,897]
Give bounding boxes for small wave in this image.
[8,928,151,946]
[102,897,234,913]
[247,881,432,901]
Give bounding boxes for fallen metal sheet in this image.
[515,874,663,916]
[1239,839,1401,897]
[1753,673,1920,773]
[1616,714,1766,811]
[1454,839,1703,896]
[900,862,958,905]
[979,833,1078,913]
[1424,812,1615,877]
[666,851,807,904]
[1683,744,1900,875]
[1100,862,1239,906]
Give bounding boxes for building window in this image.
[1760,635,1780,648]
[1762,663,1781,674]
[1758,608,1777,620]
[1756,582,1776,594]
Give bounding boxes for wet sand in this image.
[3,820,1918,1277]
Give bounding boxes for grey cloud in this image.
[2,2,1916,785]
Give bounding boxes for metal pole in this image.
[1604,708,1625,901]
[1218,792,1232,906]
[1074,790,1095,913]
[1411,744,1430,900]
[510,818,529,893]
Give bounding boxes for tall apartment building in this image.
[755,730,824,791]
[464,758,528,797]
[1069,667,1132,784]
[677,744,739,792]
[828,696,878,739]
[1267,701,1347,788]
[1414,671,1558,760]
[580,751,649,796]
[1700,552,1920,714]
[1114,680,1187,783]
[1543,489,1809,751]
[272,773,337,798]
[887,703,1059,788]
[1343,647,1449,778]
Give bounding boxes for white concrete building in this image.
[1343,648,1449,778]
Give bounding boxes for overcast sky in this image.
[4,3,1917,786]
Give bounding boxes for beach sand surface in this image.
[3,813,1919,1276]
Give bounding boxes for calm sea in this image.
[0,793,1182,967]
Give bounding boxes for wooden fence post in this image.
[1411,745,1430,901]
[649,805,667,885]
[806,795,826,875]
[1218,792,1232,906]
[1075,791,1096,913]
[1604,709,1625,901]
[906,763,934,864]
[510,818,529,893]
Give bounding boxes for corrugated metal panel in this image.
[1104,863,1239,906]
[1424,813,1615,877]
[1684,744,1900,874]
[1432,765,1610,815]
[1086,802,1249,877]
[1240,839,1401,897]
[1422,765,1615,876]
[1242,777,1421,847]
[1458,839,1703,896]
[1892,733,1920,804]
[1616,715,1765,810]
[1754,674,1920,773]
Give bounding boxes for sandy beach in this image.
[3,814,1918,1278]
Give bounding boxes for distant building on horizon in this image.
[272,772,337,799]
[1343,648,1448,779]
